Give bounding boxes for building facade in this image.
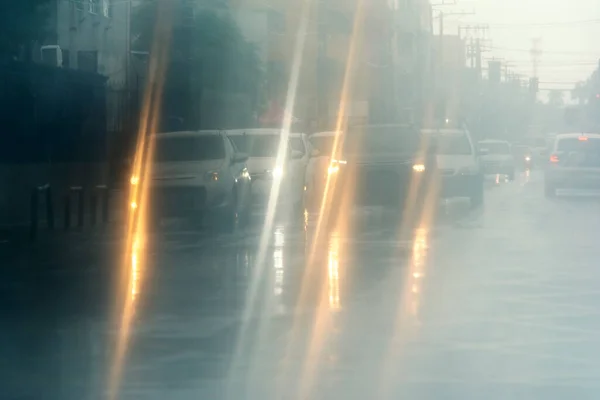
[41,0,130,88]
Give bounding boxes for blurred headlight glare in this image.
[412,164,426,172]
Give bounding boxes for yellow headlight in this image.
[412,164,426,172]
[328,164,340,175]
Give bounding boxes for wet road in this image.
[6,170,600,399]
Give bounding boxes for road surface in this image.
[4,170,600,399]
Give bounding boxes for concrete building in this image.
[40,0,130,88]
[391,0,434,124]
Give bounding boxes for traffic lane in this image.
[369,170,600,399]
[112,183,497,398]
[115,170,600,399]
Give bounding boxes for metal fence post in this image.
[46,185,55,230]
[64,195,71,230]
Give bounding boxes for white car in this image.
[544,133,600,197]
[227,129,307,216]
[147,130,252,231]
[422,127,484,208]
[478,139,516,179]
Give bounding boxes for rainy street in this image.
[4,169,600,400]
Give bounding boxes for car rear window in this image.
[229,134,282,157]
[154,135,225,162]
[433,134,472,155]
[557,137,600,154]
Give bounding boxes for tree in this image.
[132,0,265,129]
[547,89,564,108]
[0,1,51,60]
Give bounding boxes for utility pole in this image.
[460,24,489,80]
[432,7,474,124]
[530,38,542,78]
[316,0,329,131]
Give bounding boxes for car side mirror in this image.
[231,152,249,164]
[291,150,304,160]
[310,148,320,158]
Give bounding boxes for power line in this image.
[485,19,600,28]
[490,46,599,56]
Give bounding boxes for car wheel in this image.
[469,177,484,209]
[544,182,556,198]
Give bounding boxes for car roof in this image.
[153,130,221,138]
[421,128,466,135]
[226,128,304,136]
[350,124,414,129]
[555,133,600,140]
[310,131,338,138]
[479,139,510,144]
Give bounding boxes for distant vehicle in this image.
[478,139,516,179]
[524,136,549,164]
[422,127,484,208]
[147,130,252,232]
[544,133,600,197]
[227,129,306,217]
[328,124,437,224]
[512,144,534,169]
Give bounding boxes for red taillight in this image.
[579,136,588,141]
[550,154,560,163]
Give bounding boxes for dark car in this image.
[326,124,438,225]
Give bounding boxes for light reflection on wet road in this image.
[6,170,600,399]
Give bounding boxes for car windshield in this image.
[229,134,282,157]
[344,126,422,155]
[154,135,224,161]
[310,136,336,155]
[480,142,510,155]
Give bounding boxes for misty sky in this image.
[442,0,600,96]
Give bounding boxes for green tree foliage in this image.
[0,0,51,59]
[132,0,265,129]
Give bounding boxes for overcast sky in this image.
[441,0,600,95]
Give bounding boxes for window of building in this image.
[90,0,100,14]
[75,0,84,11]
[77,51,98,73]
[103,0,111,17]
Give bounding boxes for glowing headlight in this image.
[271,166,284,179]
[412,164,426,172]
[205,171,219,182]
[130,175,139,186]
[328,159,346,175]
[328,164,340,175]
[525,156,531,161]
